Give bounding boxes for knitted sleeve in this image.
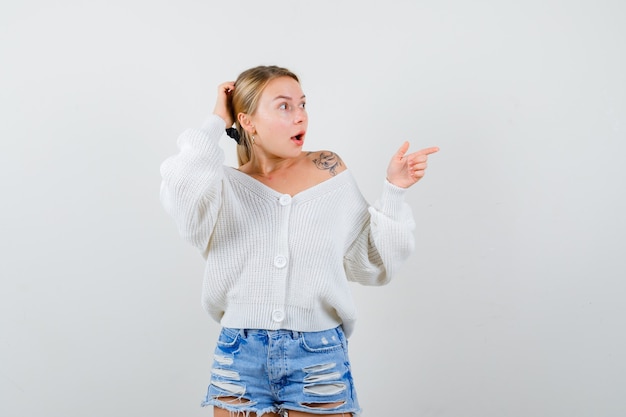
[343,180,416,286]
[159,114,226,251]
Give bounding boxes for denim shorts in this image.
[201,326,361,416]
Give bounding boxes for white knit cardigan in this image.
[160,115,416,337]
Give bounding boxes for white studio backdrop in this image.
[1,1,625,416]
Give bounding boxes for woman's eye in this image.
[300,102,306,109]
[279,103,288,110]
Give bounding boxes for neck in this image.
[245,153,303,177]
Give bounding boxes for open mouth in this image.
[291,133,305,146]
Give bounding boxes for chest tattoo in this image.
[312,152,344,176]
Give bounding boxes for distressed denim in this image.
[201,326,361,416]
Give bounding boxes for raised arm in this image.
[159,83,236,252]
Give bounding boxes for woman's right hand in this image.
[213,81,235,127]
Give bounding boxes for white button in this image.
[272,309,285,322]
[274,255,287,268]
[279,194,292,206]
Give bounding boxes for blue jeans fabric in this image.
[201,326,361,416]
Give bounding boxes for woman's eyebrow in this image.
[272,94,306,101]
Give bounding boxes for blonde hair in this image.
[229,65,300,166]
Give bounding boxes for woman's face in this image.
[249,76,308,159]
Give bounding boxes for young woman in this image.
[160,65,438,417]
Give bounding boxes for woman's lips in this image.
[291,133,305,146]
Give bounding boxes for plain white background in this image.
[1,1,625,416]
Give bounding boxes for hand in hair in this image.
[213,81,236,127]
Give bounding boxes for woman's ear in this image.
[238,113,255,134]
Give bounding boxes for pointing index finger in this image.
[417,146,440,156]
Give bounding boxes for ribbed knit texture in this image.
[160,115,416,337]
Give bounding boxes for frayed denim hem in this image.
[281,405,361,416]
[201,398,280,417]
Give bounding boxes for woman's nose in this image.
[294,108,307,123]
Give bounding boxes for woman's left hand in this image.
[386,142,439,188]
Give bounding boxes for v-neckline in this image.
[225,166,352,202]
